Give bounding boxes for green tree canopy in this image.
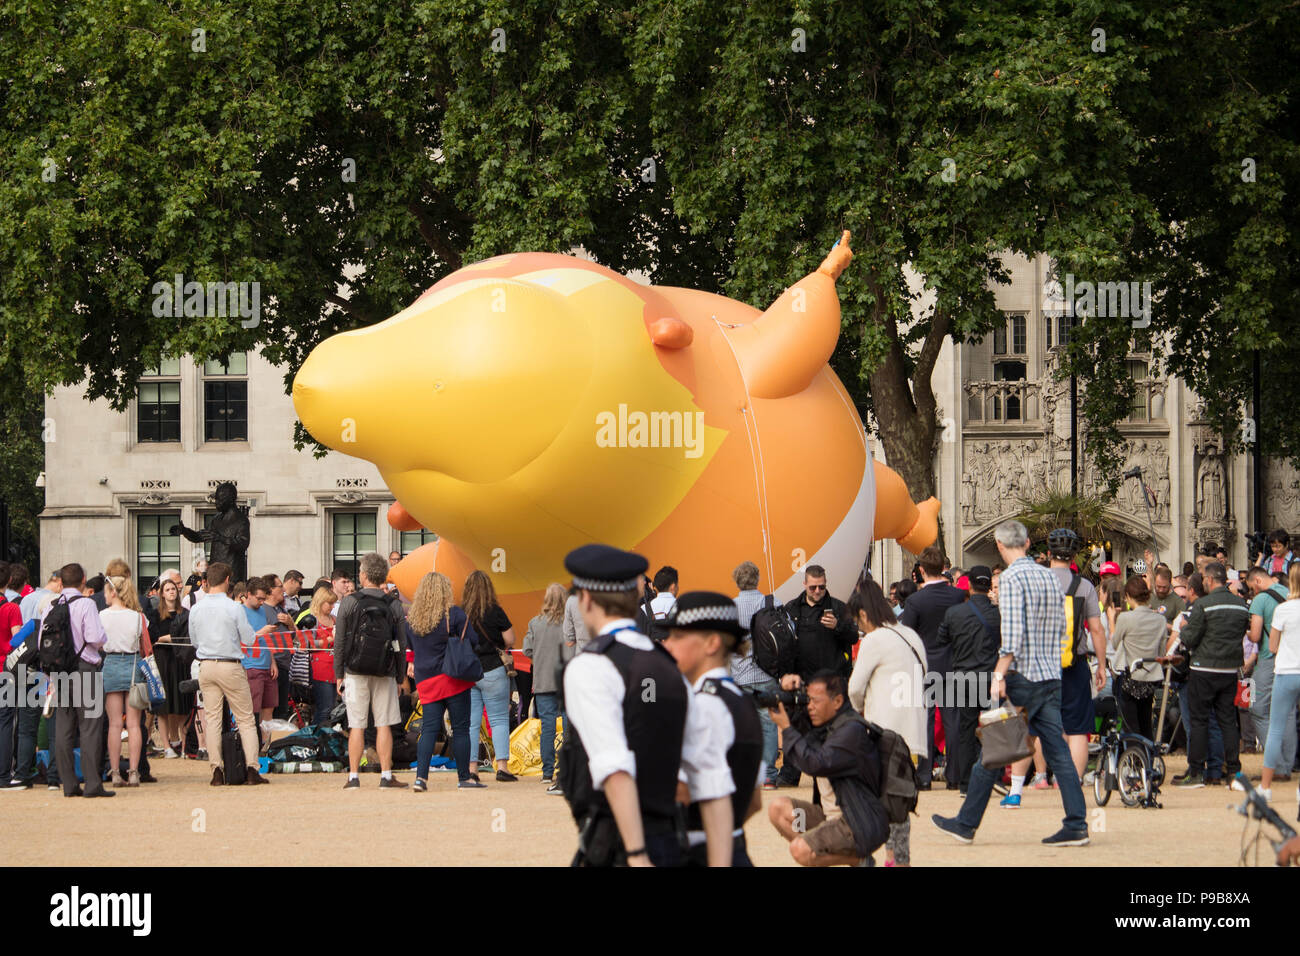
[1,0,1296,544]
[0,0,713,419]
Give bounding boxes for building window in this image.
[1057,314,1073,348]
[1010,313,1026,355]
[992,325,1007,356]
[400,530,438,555]
[993,363,1026,421]
[137,358,182,443]
[333,512,377,580]
[137,513,181,584]
[1043,316,1052,349]
[203,353,248,442]
[1126,360,1148,421]
[993,362,1027,381]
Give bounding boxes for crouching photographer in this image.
[765,670,890,866]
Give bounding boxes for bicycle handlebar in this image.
[1232,772,1297,844]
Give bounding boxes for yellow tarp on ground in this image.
[506,717,564,777]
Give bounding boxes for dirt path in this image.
[1,752,1284,866]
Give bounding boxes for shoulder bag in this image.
[132,612,166,709]
[442,611,485,683]
[976,703,1033,768]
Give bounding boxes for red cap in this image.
[956,575,971,591]
[1100,561,1121,576]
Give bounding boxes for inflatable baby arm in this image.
[728,231,853,399]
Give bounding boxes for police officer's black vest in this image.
[559,633,687,823]
[686,676,763,830]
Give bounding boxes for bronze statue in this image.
[171,482,250,584]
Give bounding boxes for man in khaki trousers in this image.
[186,562,268,786]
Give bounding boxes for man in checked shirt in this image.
[931,520,1091,848]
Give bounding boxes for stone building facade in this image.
[872,252,1297,587]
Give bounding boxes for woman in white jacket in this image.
[848,574,928,866]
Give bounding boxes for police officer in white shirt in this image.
[559,544,732,866]
[663,591,765,866]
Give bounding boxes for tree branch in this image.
[1215,0,1300,33]
[912,307,953,421]
[408,201,464,271]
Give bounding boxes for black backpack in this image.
[38,595,89,675]
[636,593,671,642]
[750,595,797,678]
[345,593,398,676]
[865,720,920,824]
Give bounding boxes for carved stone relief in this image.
[1265,459,1300,530]
[962,435,1171,526]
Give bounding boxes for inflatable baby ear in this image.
[650,316,693,349]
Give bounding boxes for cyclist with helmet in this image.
[1046,529,1107,780]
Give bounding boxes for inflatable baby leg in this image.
[872,460,941,554]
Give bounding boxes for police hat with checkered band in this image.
[664,590,746,639]
[563,543,649,593]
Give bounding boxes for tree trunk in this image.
[866,309,952,561]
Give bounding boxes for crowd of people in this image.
[3,521,1300,866]
[0,550,558,795]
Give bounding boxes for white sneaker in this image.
[164,747,179,759]
[1233,779,1272,800]
[1083,770,1096,785]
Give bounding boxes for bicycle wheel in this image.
[1094,748,1112,806]
[1117,745,1151,807]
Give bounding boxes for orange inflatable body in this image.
[293,233,939,625]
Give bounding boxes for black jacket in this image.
[783,704,889,857]
[939,593,1001,673]
[783,593,858,680]
[1180,587,1249,671]
[899,581,967,673]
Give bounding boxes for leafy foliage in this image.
[1016,488,1113,550]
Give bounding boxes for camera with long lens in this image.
[1245,531,1267,563]
[750,686,809,710]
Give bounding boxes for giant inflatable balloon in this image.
[293,231,940,626]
